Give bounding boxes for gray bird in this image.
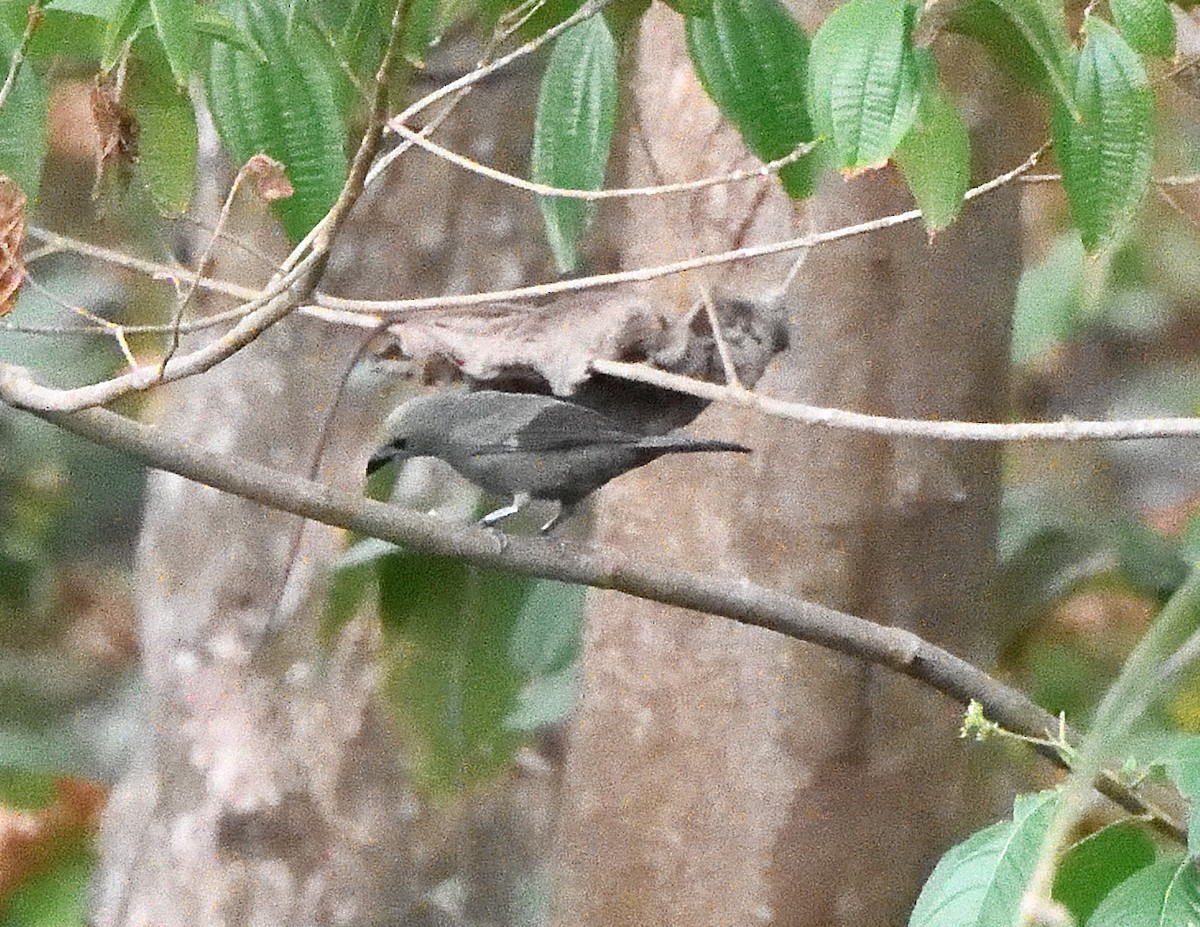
[368,389,750,532]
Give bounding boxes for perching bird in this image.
[368,389,750,532]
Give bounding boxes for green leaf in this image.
[909,791,1060,927]
[894,49,969,231]
[684,0,816,198]
[193,7,267,62]
[1010,233,1085,365]
[936,0,1075,110]
[531,15,619,272]
[6,6,105,62]
[1109,0,1175,58]
[807,0,920,172]
[206,0,349,241]
[374,550,584,796]
[402,0,439,66]
[127,37,197,214]
[100,0,147,72]
[1052,823,1156,925]
[1051,16,1153,253]
[148,0,194,84]
[1087,856,1200,927]
[0,23,48,197]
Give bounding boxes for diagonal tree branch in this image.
[0,361,1182,843]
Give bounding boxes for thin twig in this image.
[158,161,253,374]
[25,225,261,301]
[0,2,43,114]
[389,122,818,200]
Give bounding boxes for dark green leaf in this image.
[206,0,349,241]
[1109,0,1175,58]
[148,0,193,84]
[909,791,1060,927]
[127,38,197,213]
[807,0,919,172]
[894,49,969,231]
[1087,856,1200,927]
[684,0,816,198]
[0,23,48,197]
[1052,823,1156,924]
[1051,16,1153,253]
[531,15,619,272]
[935,0,1075,109]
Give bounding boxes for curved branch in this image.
[0,362,1182,843]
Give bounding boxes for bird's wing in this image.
[463,396,636,454]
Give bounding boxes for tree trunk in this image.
[90,45,556,926]
[552,9,1032,926]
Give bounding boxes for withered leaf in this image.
[0,176,26,317]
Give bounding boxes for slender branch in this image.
[590,359,1200,443]
[0,2,43,114]
[389,122,817,200]
[0,361,1181,841]
[25,225,261,303]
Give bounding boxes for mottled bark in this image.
[553,9,1033,926]
[91,45,556,926]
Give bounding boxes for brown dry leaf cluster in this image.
[0,176,25,317]
[90,74,137,202]
[385,290,789,408]
[244,153,294,202]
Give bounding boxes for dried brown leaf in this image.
[90,74,137,203]
[0,176,26,316]
[244,153,294,202]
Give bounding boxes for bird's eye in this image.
[393,438,407,450]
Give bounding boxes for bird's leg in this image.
[480,491,531,528]
[539,501,572,535]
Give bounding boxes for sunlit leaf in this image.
[1087,856,1200,927]
[0,24,47,198]
[127,38,197,214]
[1109,0,1175,58]
[148,0,194,84]
[909,791,1060,927]
[685,0,816,198]
[808,0,919,171]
